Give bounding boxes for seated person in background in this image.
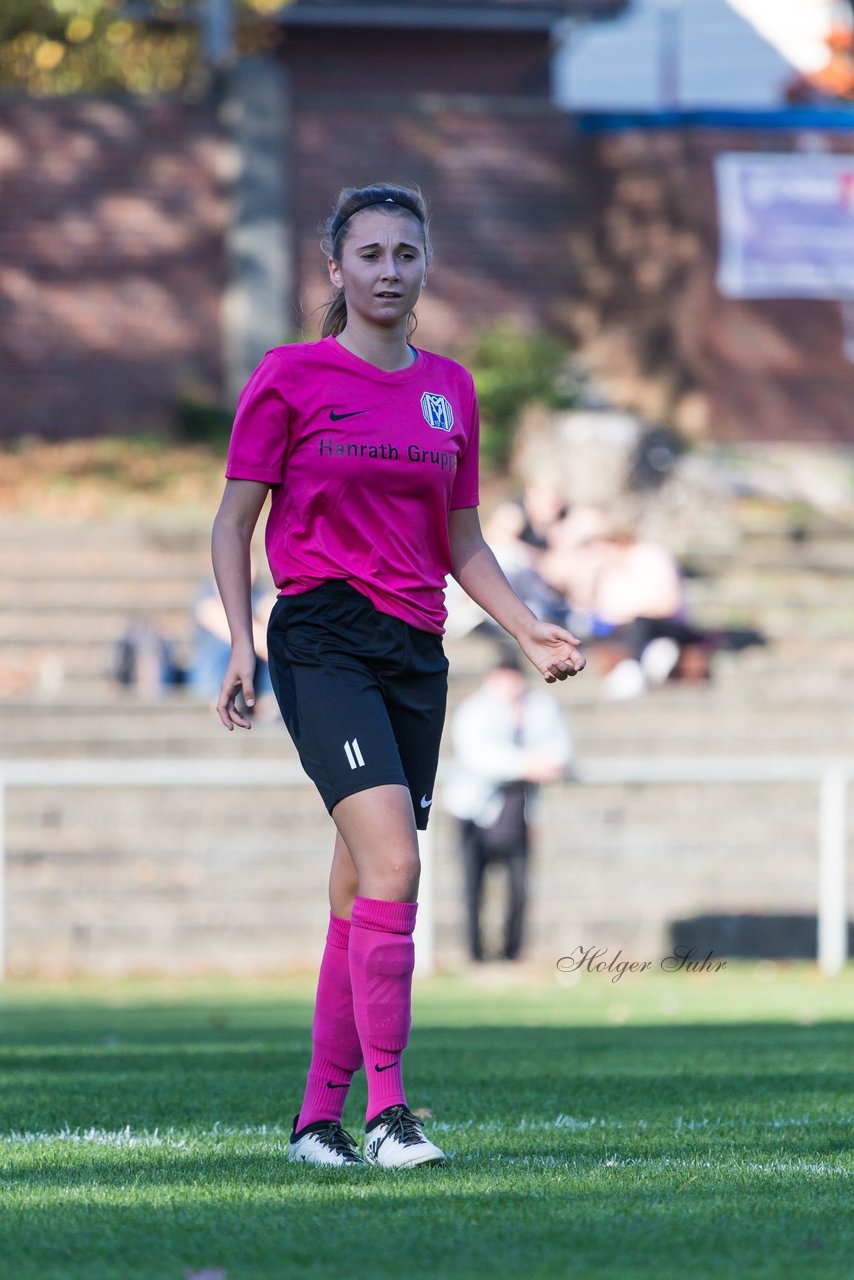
[517,480,568,551]
[541,506,707,697]
[189,565,277,716]
[444,497,570,637]
[114,616,183,698]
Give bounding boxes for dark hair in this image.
[319,182,431,339]
[493,650,524,675]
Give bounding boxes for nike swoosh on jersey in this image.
[329,409,368,421]
[420,795,433,808]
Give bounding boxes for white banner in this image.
[716,152,854,300]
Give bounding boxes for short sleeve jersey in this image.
[225,335,480,635]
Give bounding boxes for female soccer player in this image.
[211,182,585,1168]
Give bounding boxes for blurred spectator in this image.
[445,496,570,637]
[573,513,706,696]
[189,567,277,716]
[113,617,183,698]
[543,506,764,697]
[517,480,568,549]
[443,652,573,962]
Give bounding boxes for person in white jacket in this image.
[443,652,573,961]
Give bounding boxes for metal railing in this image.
[0,756,850,979]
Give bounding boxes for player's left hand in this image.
[516,620,586,683]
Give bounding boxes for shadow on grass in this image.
[0,1006,852,1278]
[0,1144,851,1280]
[0,1016,851,1138]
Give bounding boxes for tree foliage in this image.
[464,322,581,471]
[0,0,288,95]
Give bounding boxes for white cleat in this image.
[363,1104,446,1168]
[288,1115,366,1167]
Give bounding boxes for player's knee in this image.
[372,852,420,902]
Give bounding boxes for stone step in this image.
[7,552,850,591]
[7,774,833,824]
[736,528,854,571]
[4,730,852,761]
[4,579,209,610]
[1,641,185,683]
[3,508,851,552]
[3,520,852,585]
[6,569,854,640]
[6,569,854,621]
[685,572,854,606]
[2,687,851,751]
[0,719,840,755]
[0,514,210,547]
[4,633,851,700]
[0,607,198,642]
[3,642,854,709]
[0,542,210,577]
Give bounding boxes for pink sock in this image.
[296,913,364,1130]
[349,895,418,1124]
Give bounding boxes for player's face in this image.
[328,209,426,330]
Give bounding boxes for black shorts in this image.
[266,581,449,830]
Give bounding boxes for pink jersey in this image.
[225,335,480,634]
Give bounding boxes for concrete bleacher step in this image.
[686,571,854,609]
[4,675,853,760]
[9,565,854,631]
[0,512,210,546]
[735,527,854,570]
[4,612,850,691]
[1,543,210,580]
[0,607,196,642]
[3,646,854,715]
[1,578,204,609]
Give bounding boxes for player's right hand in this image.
[216,641,256,731]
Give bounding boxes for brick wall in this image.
[0,88,578,439]
[0,98,227,441]
[4,88,854,445]
[294,94,577,350]
[566,125,854,443]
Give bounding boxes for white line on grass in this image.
[0,1123,292,1147]
[432,1114,854,1134]
[1,1127,850,1179]
[2,1115,852,1147]
[453,1153,852,1177]
[598,1155,852,1177]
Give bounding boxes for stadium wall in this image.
[3,88,854,443]
[5,774,846,976]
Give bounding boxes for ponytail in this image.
[320,290,348,338]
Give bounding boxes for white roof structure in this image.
[552,0,838,111]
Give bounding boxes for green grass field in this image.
[1,964,852,1280]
